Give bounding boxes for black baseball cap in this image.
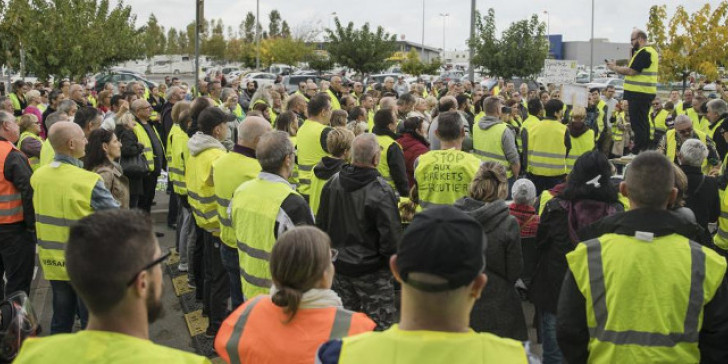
[197,107,236,134]
[396,206,486,292]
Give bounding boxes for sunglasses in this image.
[126,250,171,286]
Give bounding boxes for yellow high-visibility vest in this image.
[230,177,299,300]
[338,325,528,364]
[18,132,42,171]
[414,149,481,208]
[296,120,330,197]
[212,152,261,248]
[624,46,658,95]
[526,119,568,177]
[186,147,226,234]
[566,129,595,172]
[31,161,101,281]
[472,122,514,178]
[566,233,725,363]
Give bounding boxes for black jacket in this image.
[316,164,401,277]
[529,197,622,314]
[0,138,34,231]
[372,125,409,197]
[557,208,728,364]
[681,165,720,233]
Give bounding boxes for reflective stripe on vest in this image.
[0,142,23,223]
[133,122,155,171]
[326,89,341,110]
[288,136,299,186]
[582,238,704,346]
[296,120,330,196]
[526,119,568,176]
[566,129,595,172]
[213,152,261,248]
[215,295,362,364]
[715,195,728,250]
[31,162,100,280]
[167,125,189,195]
[375,134,400,187]
[624,47,658,94]
[186,147,226,233]
[472,121,512,178]
[231,178,298,299]
[665,129,708,171]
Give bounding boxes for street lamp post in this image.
[589,0,594,82]
[468,0,475,82]
[421,0,425,60]
[255,0,260,69]
[543,11,550,56]
[439,13,449,54]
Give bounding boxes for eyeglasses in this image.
[126,250,171,286]
[677,128,693,135]
[331,249,339,262]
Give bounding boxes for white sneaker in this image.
[178,263,188,272]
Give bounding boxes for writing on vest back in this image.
[42,258,65,267]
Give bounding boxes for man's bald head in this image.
[48,121,85,158]
[379,96,397,110]
[238,116,272,149]
[131,99,149,113]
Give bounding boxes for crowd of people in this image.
[2,28,728,363]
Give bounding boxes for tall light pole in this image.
[421,0,425,60]
[195,0,202,93]
[543,11,550,56]
[468,0,476,82]
[439,13,449,54]
[255,0,260,69]
[589,0,594,82]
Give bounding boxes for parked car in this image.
[241,72,277,88]
[586,78,624,91]
[92,71,157,93]
[281,75,321,94]
[364,73,401,85]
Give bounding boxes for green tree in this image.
[268,10,281,38]
[325,18,397,75]
[166,28,180,54]
[203,19,226,60]
[647,3,728,88]
[307,52,334,74]
[400,48,443,76]
[6,0,143,80]
[260,36,313,66]
[0,0,26,72]
[141,14,166,59]
[470,8,548,79]
[281,21,291,38]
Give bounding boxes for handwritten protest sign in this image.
[542,59,578,85]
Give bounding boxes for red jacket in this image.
[396,132,429,188]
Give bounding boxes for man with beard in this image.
[239,81,257,112]
[14,209,210,363]
[607,29,659,154]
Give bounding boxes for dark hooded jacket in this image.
[454,197,528,341]
[529,196,623,314]
[316,164,402,277]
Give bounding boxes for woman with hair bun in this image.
[214,226,375,364]
[453,161,528,341]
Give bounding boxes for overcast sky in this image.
[126,1,722,51]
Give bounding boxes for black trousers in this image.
[138,172,159,212]
[193,225,205,301]
[167,188,179,227]
[627,93,655,154]
[0,225,35,298]
[203,230,229,332]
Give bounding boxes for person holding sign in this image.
[607,29,658,154]
[414,111,481,208]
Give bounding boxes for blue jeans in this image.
[220,244,244,309]
[540,311,564,364]
[50,280,88,334]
